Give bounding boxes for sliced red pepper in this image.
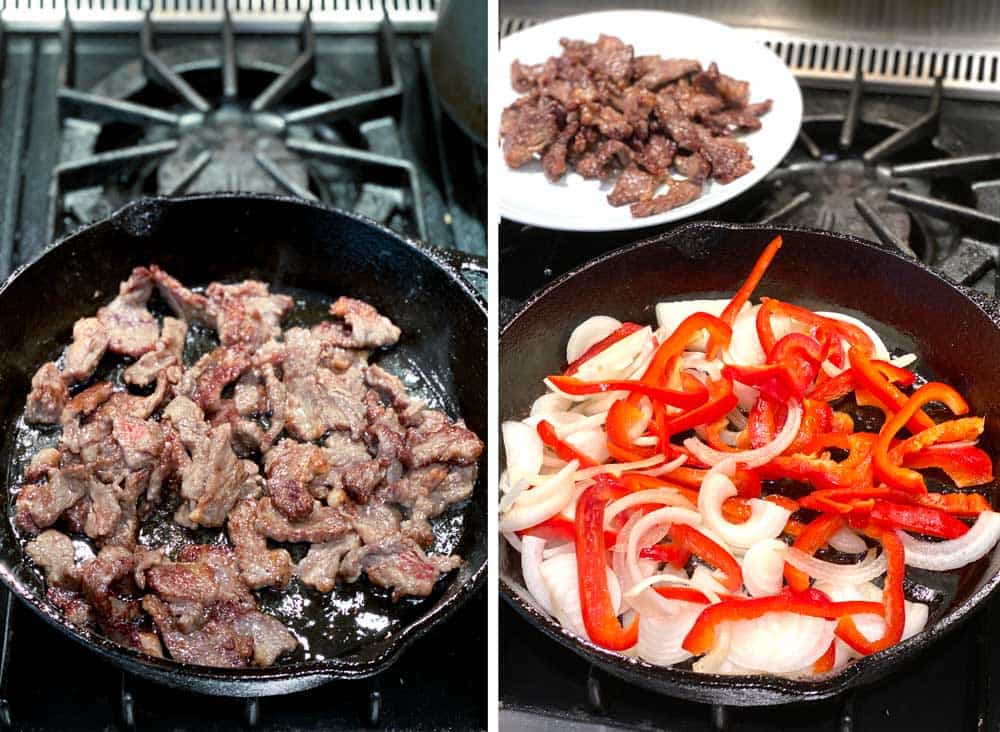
[813,640,837,674]
[641,312,732,387]
[889,417,985,462]
[519,515,619,546]
[683,587,884,656]
[575,477,639,650]
[756,299,876,359]
[704,417,739,452]
[914,491,991,516]
[659,465,763,498]
[654,586,711,604]
[747,395,778,448]
[668,523,743,592]
[903,444,994,488]
[869,499,969,539]
[606,398,648,454]
[607,440,657,463]
[536,419,598,468]
[725,332,828,402]
[639,543,692,569]
[798,484,989,519]
[809,369,855,402]
[784,513,846,592]
[786,398,833,455]
[874,382,969,493]
[757,433,877,493]
[834,529,905,655]
[660,377,739,439]
[565,323,643,376]
[849,347,935,434]
[548,374,709,411]
[720,235,783,327]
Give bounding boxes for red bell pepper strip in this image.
[869,500,969,539]
[607,441,657,463]
[831,411,855,433]
[668,524,743,592]
[785,513,847,592]
[798,484,990,518]
[903,444,994,488]
[519,515,619,547]
[683,587,884,656]
[575,478,639,650]
[606,398,648,453]
[889,417,986,462]
[640,312,732,386]
[809,369,856,402]
[654,586,711,604]
[913,491,991,516]
[659,377,739,439]
[565,323,643,376]
[720,235,784,327]
[786,398,833,455]
[536,419,598,468]
[548,375,709,411]
[849,347,935,433]
[639,543,692,569]
[834,529,905,655]
[747,396,779,448]
[757,433,877,493]
[756,298,876,359]
[813,640,837,674]
[874,382,970,493]
[725,332,828,402]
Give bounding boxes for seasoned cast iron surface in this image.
[499,221,1000,705]
[0,194,486,695]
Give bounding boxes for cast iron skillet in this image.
[0,193,486,697]
[500,221,1000,706]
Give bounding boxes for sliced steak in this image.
[96,267,159,357]
[151,265,211,324]
[607,164,659,207]
[673,152,712,183]
[325,297,401,350]
[177,345,252,415]
[15,465,90,533]
[345,502,401,545]
[630,178,703,218]
[48,586,94,627]
[255,497,350,544]
[264,440,331,521]
[389,464,478,520]
[63,318,110,384]
[502,95,562,168]
[340,538,462,601]
[364,364,425,425]
[228,499,293,589]
[700,135,753,183]
[162,395,210,452]
[205,280,293,347]
[404,410,484,469]
[179,424,253,528]
[25,362,68,424]
[296,532,362,593]
[634,56,701,90]
[633,134,677,177]
[124,316,187,388]
[26,529,80,589]
[61,382,114,424]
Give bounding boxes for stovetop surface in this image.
[500,82,1000,731]
[0,21,485,732]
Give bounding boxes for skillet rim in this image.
[499,219,1000,705]
[0,192,487,696]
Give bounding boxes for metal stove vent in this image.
[1,0,438,32]
[500,16,1000,101]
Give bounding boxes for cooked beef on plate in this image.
[502,34,771,217]
[16,266,483,669]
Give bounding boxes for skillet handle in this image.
[424,245,488,299]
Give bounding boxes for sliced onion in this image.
[564,428,610,464]
[684,399,802,469]
[572,326,652,382]
[655,299,734,352]
[727,407,748,430]
[604,488,696,529]
[733,380,760,412]
[521,536,555,615]
[828,526,868,554]
[498,460,579,533]
[699,467,791,549]
[742,539,788,597]
[542,542,576,559]
[574,454,666,480]
[690,563,733,597]
[498,473,527,512]
[816,581,929,656]
[727,612,834,674]
[540,552,622,639]
[502,421,544,486]
[681,351,726,380]
[567,315,622,363]
[625,572,721,604]
[897,511,1000,570]
[531,392,574,418]
[502,530,522,553]
[573,391,626,416]
[633,453,688,477]
[693,624,731,673]
[784,547,888,585]
[636,606,704,667]
[725,304,766,366]
[890,353,918,369]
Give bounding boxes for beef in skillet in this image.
[502,35,770,217]
[16,266,483,668]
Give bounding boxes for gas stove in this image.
[500,7,1000,731]
[0,6,485,730]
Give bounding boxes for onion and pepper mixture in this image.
[500,236,1000,676]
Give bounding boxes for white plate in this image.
[498,10,803,232]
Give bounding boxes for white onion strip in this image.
[604,488,696,529]
[897,511,1000,570]
[784,547,888,585]
[684,400,802,469]
[828,526,868,555]
[498,460,579,533]
[699,466,791,549]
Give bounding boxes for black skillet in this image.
[500,220,1000,706]
[0,193,486,697]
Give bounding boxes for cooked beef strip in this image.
[699,135,754,183]
[25,448,61,482]
[63,318,110,385]
[325,297,401,350]
[255,497,351,544]
[673,152,712,183]
[234,370,265,416]
[401,517,436,549]
[388,463,478,521]
[26,529,81,589]
[264,440,330,521]
[150,265,211,324]
[340,538,462,602]
[15,465,90,533]
[693,61,749,106]
[630,178,703,218]
[80,545,138,621]
[124,317,187,388]
[228,499,293,589]
[502,95,563,168]
[162,395,210,452]
[345,502,402,545]
[364,364,425,426]
[177,345,252,415]
[205,280,293,348]
[404,410,484,469]
[61,382,114,425]
[25,362,68,424]
[633,56,701,90]
[632,134,677,177]
[607,164,660,207]
[296,532,361,593]
[179,424,256,528]
[48,586,94,627]
[96,267,159,357]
